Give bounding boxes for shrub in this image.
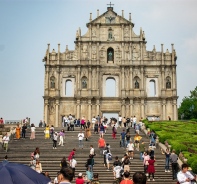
[191,160,197,173]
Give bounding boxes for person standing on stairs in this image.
[165,148,171,172]
[170,149,179,180]
[53,132,58,149]
[78,130,84,149]
[58,129,65,146]
[147,155,156,181]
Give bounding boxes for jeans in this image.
[140,152,144,160]
[126,140,130,147]
[121,139,126,147]
[79,140,83,148]
[171,163,178,179]
[165,157,170,170]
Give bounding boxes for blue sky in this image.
[0,0,197,125]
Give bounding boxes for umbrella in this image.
[0,161,51,184]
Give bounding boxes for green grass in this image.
[143,120,197,173]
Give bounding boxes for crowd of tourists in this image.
[1,115,196,184]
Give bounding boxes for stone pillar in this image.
[44,99,49,124]
[162,100,166,120]
[129,99,133,117]
[96,67,99,92]
[88,67,92,92]
[45,66,49,96]
[141,99,145,119]
[121,67,125,90]
[88,99,92,121]
[76,99,81,119]
[162,67,165,89]
[130,67,133,89]
[55,99,59,127]
[96,42,99,65]
[172,67,176,90]
[173,99,177,120]
[140,67,144,89]
[96,99,100,115]
[78,42,81,62]
[121,99,126,117]
[77,66,81,92]
[122,25,124,41]
[89,42,92,64]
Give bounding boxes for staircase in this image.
[0,126,176,184]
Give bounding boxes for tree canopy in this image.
[178,86,197,120]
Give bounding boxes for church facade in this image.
[43,6,178,127]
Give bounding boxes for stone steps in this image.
[0,126,176,184]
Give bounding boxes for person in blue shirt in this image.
[120,129,126,148]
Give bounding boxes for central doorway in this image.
[102,112,119,122]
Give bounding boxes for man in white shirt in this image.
[90,145,95,156]
[133,116,137,128]
[70,157,77,179]
[113,165,123,183]
[2,133,10,152]
[118,115,122,127]
[92,116,97,130]
[78,130,84,149]
[177,163,195,184]
[127,140,134,159]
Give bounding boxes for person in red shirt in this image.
[75,173,86,184]
[0,117,4,124]
[98,137,106,156]
[120,171,133,184]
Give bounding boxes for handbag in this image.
[145,160,149,165]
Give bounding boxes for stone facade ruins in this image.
[43,7,178,127]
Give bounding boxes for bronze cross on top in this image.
[107,2,114,7]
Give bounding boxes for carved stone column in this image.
[77,99,81,119]
[96,99,100,115]
[121,99,126,117]
[162,67,165,89]
[55,99,59,127]
[162,100,166,120]
[77,66,81,94]
[88,67,92,96]
[45,66,49,96]
[130,67,133,89]
[140,67,144,89]
[129,99,133,117]
[141,99,145,119]
[44,99,49,124]
[173,99,177,120]
[88,99,92,121]
[172,67,176,89]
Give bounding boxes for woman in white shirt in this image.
[30,124,36,139]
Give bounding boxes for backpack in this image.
[119,168,124,177]
[108,153,112,161]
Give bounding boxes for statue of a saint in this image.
[134,80,139,89]
[82,79,87,88]
[108,51,113,61]
[108,32,113,39]
[166,80,171,89]
[50,77,55,88]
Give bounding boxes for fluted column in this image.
[130,67,133,89]
[129,99,133,117]
[55,100,59,127]
[141,99,145,119]
[77,99,81,119]
[44,99,49,124]
[173,99,177,120]
[162,100,166,120]
[140,67,144,89]
[121,99,126,117]
[88,99,92,121]
[96,99,100,115]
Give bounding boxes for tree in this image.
[178,87,197,120]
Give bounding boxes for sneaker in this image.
[165,170,167,172]
[168,170,171,172]
[107,169,110,171]
[55,147,57,149]
[53,147,54,149]
[148,179,150,181]
[152,179,155,181]
[146,173,148,176]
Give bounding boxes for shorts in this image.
[100,131,103,134]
